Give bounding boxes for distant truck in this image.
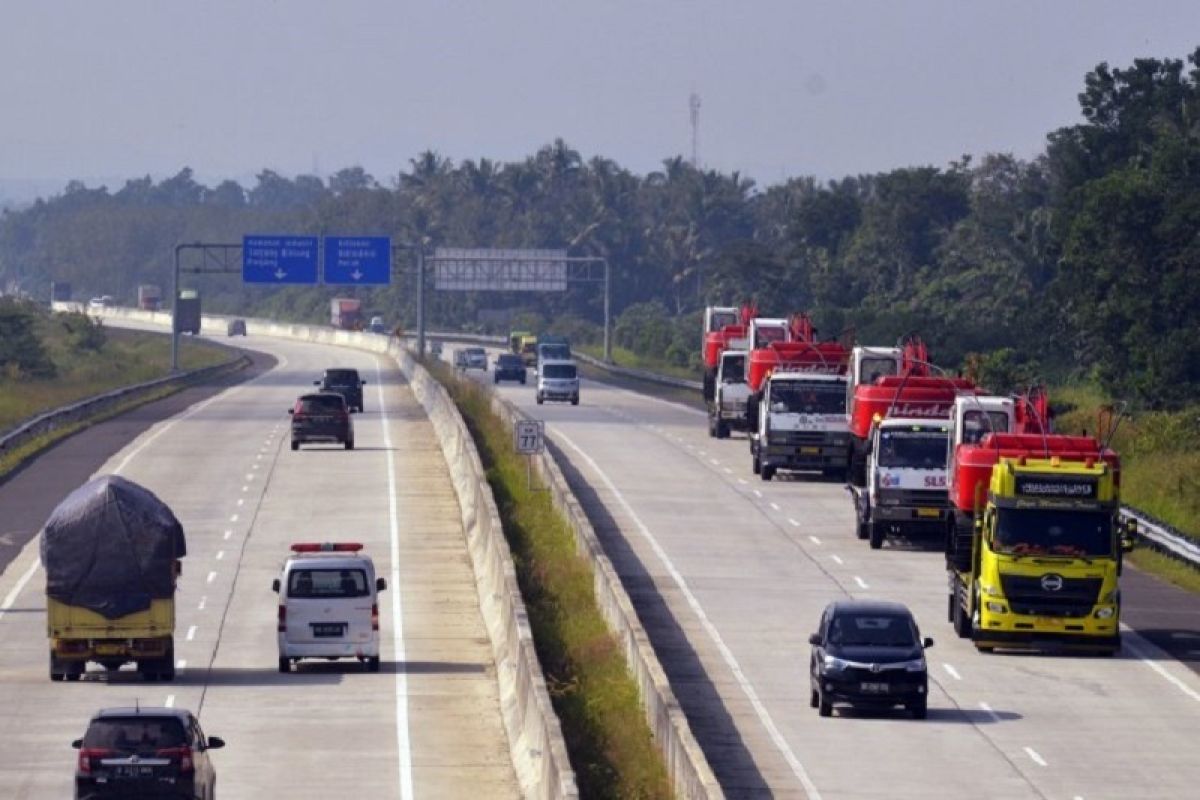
[708,349,751,438]
[331,298,364,330]
[509,330,534,355]
[174,290,201,335]
[137,284,162,311]
[42,475,186,682]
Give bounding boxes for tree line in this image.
[1,47,1197,407]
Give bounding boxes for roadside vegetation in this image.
[428,358,671,799]
[0,298,227,433]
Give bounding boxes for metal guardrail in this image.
[1121,506,1200,569]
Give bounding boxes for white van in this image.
[536,359,580,405]
[272,543,386,673]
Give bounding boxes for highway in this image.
[0,333,519,799]
[454,349,1200,800]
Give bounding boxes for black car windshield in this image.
[84,718,187,754]
[878,429,948,469]
[288,568,369,598]
[828,613,917,647]
[994,508,1113,557]
[300,396,345,413]
[543,364,577,380]
[721,356,745,383]
[324,370,359,387]
[769,382,845,414]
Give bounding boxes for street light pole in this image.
[416,248,426,358]
[603,258,612,362]
[170,244,181,373]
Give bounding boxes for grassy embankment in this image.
[428,359,672,799]
[577,343,701,383]
[1053,385,1200,592]
[0,323,231,478]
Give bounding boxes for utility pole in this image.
[689,92,701,168]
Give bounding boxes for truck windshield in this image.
[860,357,898,385]
[754,326,786,348]
[769,382,845,414]
[993,508,1113,558]
[720,356,745,383]
[878,430,948,469]
[543,364,577,380]
[962,409,1010,444]
[709,311,737,331]
[539,344,570,360]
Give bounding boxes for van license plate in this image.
[312,623,345,637]
[860,682,889,693]
[916,507,940,518]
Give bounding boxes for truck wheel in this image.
[908,700,927,720]
[868,522,884,550]
[65,672,81,682]
[751,453,761,475]
[49,653,65,682]
[761,466,775,482]
[291,441,299,451]
[345,439,355,451]
[536,394,544,405]
[367,656,381,673]
[571,395,579,406]
[278,657,291,674]
[809,687,819,708]
[715,420,729,439]
[856,520,870,540]
[952,594,972,639]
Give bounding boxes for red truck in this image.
[702,305,754,404]
[330,298,363,330]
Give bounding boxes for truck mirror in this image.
[807,633,822,646]
[376,577,387,592]
[922,637,935,649]
[1124,518,1138,537]
[271,578,280,593]
[287,409,294,415]
[1121,537,1135,554]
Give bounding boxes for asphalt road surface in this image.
[0,333,519,799]
[456,349,1200,800]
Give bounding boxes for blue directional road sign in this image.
[324,236,391,285]
[242,236,319,284]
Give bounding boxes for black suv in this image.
[73,706,224,800]
[315,368,366,413]
[809,599,932,719]
[290,393,354,450]
[494,353,527,384]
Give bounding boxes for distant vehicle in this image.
[87,297,107,311]
[272,542,387,673]
[314,367,366,413]
[518,335,538,366]
[330,297,363,330]
[429,340,443,357]
[809,599,932,719]
[367,315,386,334]
[226,318,247,337]
[508,330,533,355]
[137,284,161,311]
[463,347,487,370]
[536,359,579,405]
[535,339,571,373]
[493,354,527,384]
[453,349,468,370]
[174,291,201,335]
[290,393,354,451]
[72,706,223,800]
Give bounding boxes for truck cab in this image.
[747,318,789,349]
[851,417,951,549]
[750,371,849,481]
[273,543,386,673]
[708,350,750,438]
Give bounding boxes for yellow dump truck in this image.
[42,475,185,681]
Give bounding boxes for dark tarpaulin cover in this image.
[40,475,186,620]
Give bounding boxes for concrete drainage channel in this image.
[87,307,723,798]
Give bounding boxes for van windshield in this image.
[324,370,359,387]
[709,311,737,331]
[288,568,370,598]
[543,364,577,380]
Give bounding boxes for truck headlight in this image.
[983,584,1003,597]
[1094,607,1115,619]
[986,602,1008,614]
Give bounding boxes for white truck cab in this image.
[747,318,789,349]
[751,371,849,480]
[853,417,951,550]
[704,306,740,334]
[273,543,386,673]
[709,350,750,438]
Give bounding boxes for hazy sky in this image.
[2,1,1198,192]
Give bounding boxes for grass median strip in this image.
[430,360,671,799]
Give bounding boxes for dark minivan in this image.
[809,599,932,719]
[290,393,354,451]
[73,706,223,800]
[494,353,527,385]
[314,368,366,413]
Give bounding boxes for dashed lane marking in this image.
[942,663,962,681]
[186,625,197,641]
[808,535,822,545]
[854,576,869,589]
[206,572,216,584]
[831,555,844,565]
[1024,747,1047,767]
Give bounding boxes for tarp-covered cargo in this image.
[41,475,186,620]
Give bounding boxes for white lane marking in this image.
[245,474,254,481]
[854,576,869,589]
[375,358,415,800]
[686,444,696,451]
[979,701,1002,724]
[556,429,823,798]
[738,478,748,485]
[186,625,197,641]
[723,467,733,474]
[808,535,822,545]
[1122,631,1200,703]
[256,454,263,460]
[110,386,240,476]
[710,458,720,466]
[230,514,239,522]
[215,551,225,561]
[206,571,216,584]
[942,663,962,681]
[831,555,844,565]
[236,498,244,507]
[242,485,249,492]
[223,530,232,540]
[789,518,800,528]
[699,450,708,456]
[0,558,41,622]
[164,694,176,708]
[753,490,763,498]
[176,659,187,670]
[1024,746,1047,767]
[197,596,207,611]
[769,502,781,511]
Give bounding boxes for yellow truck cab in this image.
[960,454,1132,654]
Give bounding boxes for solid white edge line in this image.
[1122,628,1200,703]
[376,358,414,800]
[0,558,41,622]
[556,428,823,799]
[1023,746,1047,767]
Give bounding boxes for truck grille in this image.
[877,489,949,508]
[999,575,1102,618]
[771,431,841,446]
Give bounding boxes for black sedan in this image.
[493,353,527,384]
[809,599,932,719]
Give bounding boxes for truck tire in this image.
[49,653,65,682]
[715,420,729,439]
[345,438,355,451]
[856,519,870,540]
[761,465,776,482]
[868,521,885,550]
[291,440,299,451]
[536,394,544,405]
[367,656,381,673]
[571,395,579,406]
[751,452,761,475]
[707,416,717,437]
[278,657,291,674]
[952,592,972,639]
